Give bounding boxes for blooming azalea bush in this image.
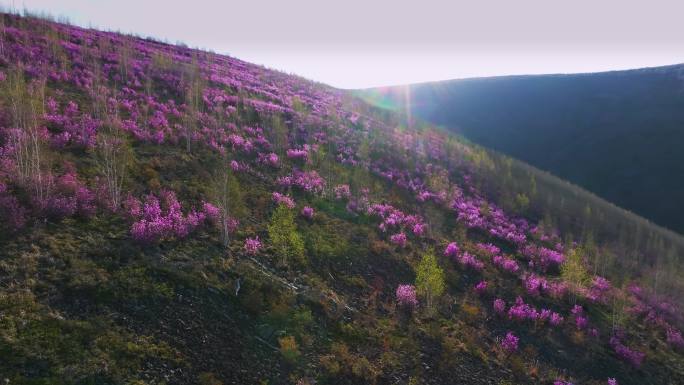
[278,170,326,194]
[457,251,484,271]
[272,192,296,209]
[444,242,459,257]
[333,184,351,200]
[301,206,314,219]
[127,191,213,244]
[501,331,519,354]
[396,284,418,310]
[390,232,407,248]
[493,298,506,315]
[244,236,262,255]
[0,182,26,232]
[474,280,488,295]
[286,148,308,162]
[610,335,645,368]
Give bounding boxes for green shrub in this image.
[415,252,445,310]
[278,335,301,364]
[268,204,306,267]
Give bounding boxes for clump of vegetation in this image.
[415,251,446,311]
[268,203,306,267]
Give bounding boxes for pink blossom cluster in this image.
[609,335,645,368]
[39,171,96,219]
[334,184,351,200]
[226,134,254,153]
[366,203,426,240]
[666,327,684,348]
[286,148,309,161]
[457,251,484,271]
[278,170,326,194]
[258,152,280,167]
[45,99,100,149]
[523,274,548,297]
[390,232,407,248]
[474,280,488,295]
[506,296,562,327]
[571,305,588,330]
[301,206,314,219]
[500,331,519,353]
[202,202,221,223]
[522,245,565,271]
[444,242,459,257]
[127,191,213,244]
[625,285,684,348]
[507,296,541,322]
[396,284,418,309]
[584,276,612,302]
[476,242,500,256]
[493,298,506,314]
[0,134,97,228]
[0,182,26,232]
[272,192,296,209]
[492,255,520,274]
[244,236,262,255]
[451,196,528,245]
[411,222,426,236]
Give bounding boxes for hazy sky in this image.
[4,0,684,88]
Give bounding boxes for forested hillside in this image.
[359,66,684,234]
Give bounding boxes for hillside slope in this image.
[359,66,684,234]
[1,13,684,385]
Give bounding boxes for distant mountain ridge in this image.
[359,64,684,234]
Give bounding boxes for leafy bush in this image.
[268,204,306,266]
[415,252,445,310]
[278,335,301,364]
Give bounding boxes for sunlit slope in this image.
[359,66,684,234]
[0,12,683,385]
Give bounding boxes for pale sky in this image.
[4,0,684,89]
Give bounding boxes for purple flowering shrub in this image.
[444,242,459,257]
[286,148,309,162]
[272,192,296,209]
[500,331,519,354]
[571,305,588,330]
[244,236,262,255]
[127,191,214,243]
[301,206,314,219]
[609,335,645,368]
[39,170,96,219]
[493,254,520,274]
[476,242,500,256]
[493,298,506,315]
[278,170,326,195]
[0,182,27,232]
[474,280,488,295]
[396,284,418,310]
[366,203,425,246]
[333,184,351,200]
[457,251,484,271]
[390,232,407,248]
